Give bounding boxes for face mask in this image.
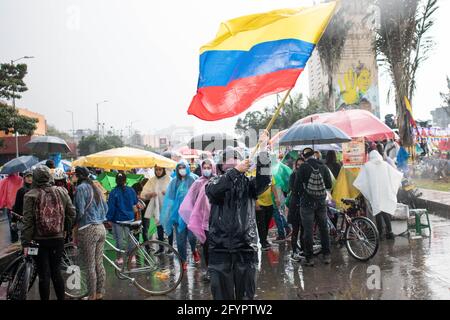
[203,169,212,177]
[178,169,187,177]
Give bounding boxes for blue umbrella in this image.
[279,123,352,146]
[0,156,40,175]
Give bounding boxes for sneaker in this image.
[193,250,201,264]
[303,258,315,267]
[272,236,286,244]
[261,243,272,251]
[323,254,331,265]
[115,257,124,266]
[290,252,303,262]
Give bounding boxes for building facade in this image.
[308,0,380,116]
[431,107,450,128]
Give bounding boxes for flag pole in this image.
[249,88,292,159]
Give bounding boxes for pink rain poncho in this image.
[179,160,215,243]
[0,174,23,209]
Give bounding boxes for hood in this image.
[369,150,383,164]
[32,166,54,187]
[200,159,216,177]
[174,160,191,179]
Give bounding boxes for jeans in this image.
[35,238,65,300]
[273,206,289,238]
[3,208,18,243]
[209,251,257,300]
[256,205,273,246]
[112,222,135,259]
[300,203,330,259]
[376,212,393,236]
[176,227,197,262]
[203,230,209,267]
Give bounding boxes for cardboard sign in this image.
[343,137,366,167]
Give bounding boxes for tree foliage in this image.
[440,76,450,116]
[235,93,329,139]
[0,101,38,136]
[374,0,438,146]
[78,134,124,156]
[0,63,28,100]
[47,125,72,142]
[316,0,353,111]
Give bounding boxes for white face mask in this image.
[203,169,212,177]
[178,168,187,177]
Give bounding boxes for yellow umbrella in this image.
[72,156,92,168]
[81,147,176,170]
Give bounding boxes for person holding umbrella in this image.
[294,148,333,267]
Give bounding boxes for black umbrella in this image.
[0,156,40,175]
[279,123,352,146]
[187,133,238,151]
[25,136,71,154]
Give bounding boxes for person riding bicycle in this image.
[21,166,76,300]
[294,148,333,267]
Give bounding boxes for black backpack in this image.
[304,164,327,200]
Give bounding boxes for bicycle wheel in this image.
[345,217,379,261]
[61,243,89,299]
[7,259,33,300]
[126,240,183,295]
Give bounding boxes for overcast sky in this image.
[1,0,449,137]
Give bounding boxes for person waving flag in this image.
[188,2,337,121]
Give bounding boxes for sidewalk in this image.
[418,188,450,219]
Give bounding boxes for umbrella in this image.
[96,172,144,192]
[33,159,73,172]
[279,123,352,146]
[187,133,238,151]
[0,156,40,174]
[293,143,342,152]
[25,136,71,154]
[294,109,395,141]
[72,156,91,168]
[176,146,200,158]
[82,147,177,170]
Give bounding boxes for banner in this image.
[342,137,366,167]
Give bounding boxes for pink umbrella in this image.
[295,109,395,142]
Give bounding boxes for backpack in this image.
[35,187,65,237]
[304,164,327,200]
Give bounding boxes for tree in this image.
[0,63,28,100]
[78,134,124,156]
[316,0,353,111]
[374,0,438,146]
[0,102,38,136]
[440,76,450,116]
[234,93,330,146]
[47,125,72,142]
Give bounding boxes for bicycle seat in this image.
[342,198,356,205]
[116,220,142,230]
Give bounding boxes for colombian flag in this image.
[188,2,337,121]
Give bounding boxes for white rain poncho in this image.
[142,173,171,224]
[353,150,403,216]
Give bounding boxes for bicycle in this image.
[63,220,184,299]
[325,198,380,261]
[0,242,38,300]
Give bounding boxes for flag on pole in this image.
[187,2,337,121]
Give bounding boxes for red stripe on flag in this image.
[188,68,303,121]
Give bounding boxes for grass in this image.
[413,178,450,192]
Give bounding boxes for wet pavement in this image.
[3,213,450,300]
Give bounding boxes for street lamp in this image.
[11,56,35,158]
[96,100,108,136]
[66,110,75,143]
